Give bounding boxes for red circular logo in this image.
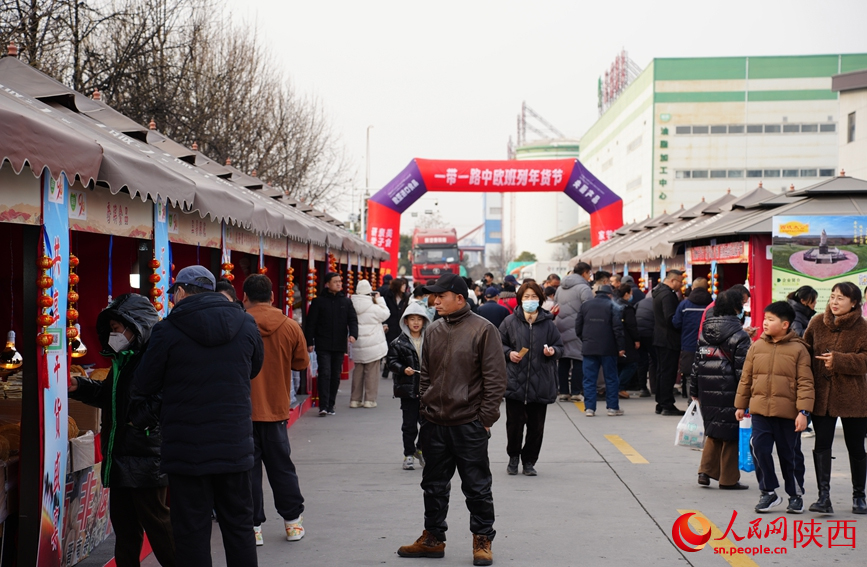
[672,512,711,552]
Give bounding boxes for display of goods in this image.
[68,416,79,439]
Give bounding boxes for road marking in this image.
[604,434,649,464]
[573,400,585,411]
[676,509,760,567]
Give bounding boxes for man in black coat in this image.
[652,270,685,416]
[575,285,626,416]
[304,272,359,416]
[478,287,510,329]
[621,275,645,304]
[130,265,264,567]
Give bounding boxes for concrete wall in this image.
[839,88,867,180]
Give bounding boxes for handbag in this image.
[738,413,755,472]
[674,400,705,449]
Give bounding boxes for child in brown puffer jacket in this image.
[735,301,814,515]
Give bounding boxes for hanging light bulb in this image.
[0,331,23,370]
[70,324,87,358]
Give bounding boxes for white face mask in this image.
[108,331,132,353]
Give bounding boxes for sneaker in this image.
[570,394,584,402]
[506,456,519,475]
[639,388,651,398]
[362,401,377,408]
[326,409,336,416]
[607,408,624,416]
[801,428,815,438]
[558,394,570,401]
[414,448,425,468]
[285,516,304,541]
[472,534,493,566]
[756,491,782,513]
[403,456,414,470]
[254,525,264,546]
[349,401,362,408]
[585,409,595,417]
[318,409,327,417]
[787,495,805,514]
[397,530,446,558]
[618,391,630,399]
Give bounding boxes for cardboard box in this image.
[68,400,100,433]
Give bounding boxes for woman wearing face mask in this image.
[68,294,176,566]
[498,281,564,476]
[803,282,867,515]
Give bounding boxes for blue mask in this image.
[737,310,745,321]
[522,300,539,313]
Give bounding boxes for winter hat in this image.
[356,280,373,295]
[504,274,518,285]
[485,286,499,298]
[622,275,635,285]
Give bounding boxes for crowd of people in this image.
[69,260,867,567]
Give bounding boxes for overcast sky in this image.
[225,0,867,238]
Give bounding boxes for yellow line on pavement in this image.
[604,434,649,464]
[676,509,760,567]
[573,400,585,411]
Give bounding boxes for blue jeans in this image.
[582,355,620,412]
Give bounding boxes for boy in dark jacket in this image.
[575,285,626,416]
[387,302,432,470]
[70,294,176,567]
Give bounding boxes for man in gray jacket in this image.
[553,262,594,401]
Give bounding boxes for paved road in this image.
[196,385,860,567]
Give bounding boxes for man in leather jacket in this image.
[397,273,507,566]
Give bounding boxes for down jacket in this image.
[554,273,594,359]
[689,315,751,442]
[803,307,867,418]
[575,293,625,357]
[734,331,814,420]
[130,292,264,476]
[71,294,163,488]
[350,293,391,364]
[617,298,640,364]
[652,284,681,351]
[388,302,431,398]
[788,299,816,338]
[636,296,655,338]
[499,307,564,404]
[673,287,713,353]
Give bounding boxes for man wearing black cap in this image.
[477,287,510,329]
[304,272,358,416]
[397,274,507,566]
[130,265,265,567]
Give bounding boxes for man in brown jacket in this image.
[243,275,310,546]
[398,273,507,567]
[735,301,814,514]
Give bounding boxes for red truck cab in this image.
[410,228,461,282]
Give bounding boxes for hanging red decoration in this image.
[149,273,161,283]
[37,274,54,289]
[149,259,161,270]
[37,256,54,270]
[67,252,82,352]
[66,326,79,339]
[38,294,54,308]
[258,267,268,275]
[66,308,79,321]
[37,333,54,347]
[68,273,80,286]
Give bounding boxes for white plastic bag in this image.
[674,400,705,449]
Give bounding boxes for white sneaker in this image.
[403,456,415,470]
[362,401,377,408]
[571,394,584,402]
[349,401,362,408]
[607,408,624,416]
[585,409,595,417]
[318,409,327,416]
[414,449,425,468]
[254,525,264,546]
[285,516,304,541]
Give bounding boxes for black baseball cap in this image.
[422,273,468,299]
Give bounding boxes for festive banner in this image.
[38,174,70,566]
[263,235,288,258]
[0,161,41,225]
[153,201,170,318]
[367,158,622,274]
[224,224,260,255]
[63,463,111,566]
[68,185,152,238]
[167,206,221,248]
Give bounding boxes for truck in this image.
[410,228,462,283]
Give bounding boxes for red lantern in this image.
[149,274,161,283]
[149,259,161,269]
[67,290,79,303]
[225,273,235,282]
[38,256,54,270]
[69,255,79,268]
[66,326,79,339]
[37,274,54,289]
[68,273,80,286]
[150,288,163,298]
[153,302,164,312]
[38,314,54,327]
[66,308,79,321]
[258,267,268,274]
[38,294,54,308]
[37,333,54,347]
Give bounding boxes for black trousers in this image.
[638,337,656,393]
[654,346,679,409]
[168,471,257,567]
[679,351,696,397]
[252,420,305,526]
[505,398,548,465]
[109,486,176,567]
[751,414,801,496]
[316,349,344,411]
[812,414,867,458]
[401,398,422,456]
[419,419,495,542]
[557,358,582,395]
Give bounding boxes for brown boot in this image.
[472,534,493,566]
[397,530,445,558]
